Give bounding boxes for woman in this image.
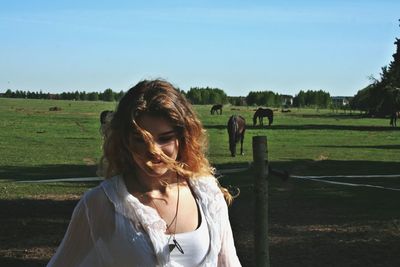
[48,79,241,266]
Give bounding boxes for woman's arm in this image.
[217,200,242,267]
[47,197,99,267]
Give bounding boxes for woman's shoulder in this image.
[189,175,225,203]
[190,175,219,191]
[81,176,121,207]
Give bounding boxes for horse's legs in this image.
[390,113,397,127]
[240,132,245,155]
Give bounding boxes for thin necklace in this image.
[138,176,184,254]
[148,195,177,232]
[168,177,184,254]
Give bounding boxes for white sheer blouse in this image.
[47,175,241,267]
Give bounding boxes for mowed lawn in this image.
[0,98,399,266]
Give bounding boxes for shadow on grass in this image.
[0,258,48,267]
[215,159,400,181]
[278,159,400,176]
[221,162,400,267]
[318,144,400,150]
[286,113,367,119]
[0,198,78,267]
[204,124,400,131]
[0,164,98,181]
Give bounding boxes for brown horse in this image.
[210,104,223,115]
[390,111,399,127]
[227,115,246,157]
[99,110,114,136]
[253,107,274,126]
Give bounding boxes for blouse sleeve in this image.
[217,199,242,267]
[47,196,100,267]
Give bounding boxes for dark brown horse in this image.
[99,110,114,136]
[253,107,274,126]
[210,104,223,115]
[227,115,246,157]
[390,111,399,127]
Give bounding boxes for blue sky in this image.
[0,0,399,96]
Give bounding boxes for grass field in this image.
[0,98,399,266]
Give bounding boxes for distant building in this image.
[281,94,293,106]
[331,96,351,107]
[228,96,247,106]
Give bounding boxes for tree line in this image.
[185,87,228,105]
[1,88,124,102]
[245,90,331,108]
[1,86,332,108]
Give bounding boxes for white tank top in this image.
[167,199,210,266]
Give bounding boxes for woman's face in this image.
[131,114,179,179]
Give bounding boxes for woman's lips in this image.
[150,159,162,164]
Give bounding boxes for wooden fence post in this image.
[252,136,270,267]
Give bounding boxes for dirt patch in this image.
[83,157,97,166]
[315,154,329,161]
[28,194,81,201]
[0,196,78,267]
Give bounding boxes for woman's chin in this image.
[143,164,168,177]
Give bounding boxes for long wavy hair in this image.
[99,79,233,204]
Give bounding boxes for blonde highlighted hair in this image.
[99,79,233,204]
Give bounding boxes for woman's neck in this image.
[125,170,179,196]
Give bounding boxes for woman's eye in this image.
[158,135,176,143]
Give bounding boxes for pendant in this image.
[168,243,176,252]
[173,237,184,254]
[169,237,184,254]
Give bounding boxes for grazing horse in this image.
[253,107,274,126]
[100,110,114,136]
[210,104,223,115]
[227,115,246,157]
[390,111,399,127]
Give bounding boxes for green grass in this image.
[0,98,115,181]
[0,98,399,187]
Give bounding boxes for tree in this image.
[102,88,114,102]
[352,25,400,116]
[245,90,294,107]
[88,92,99,101]
[186,87,228,104]
[116,90,125,101]
[4,89,12,97]
[293,91,305,107]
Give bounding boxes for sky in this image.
[0,0,399,97]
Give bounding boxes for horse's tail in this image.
[228,115,237,132]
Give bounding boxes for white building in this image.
[331,96,350,107]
